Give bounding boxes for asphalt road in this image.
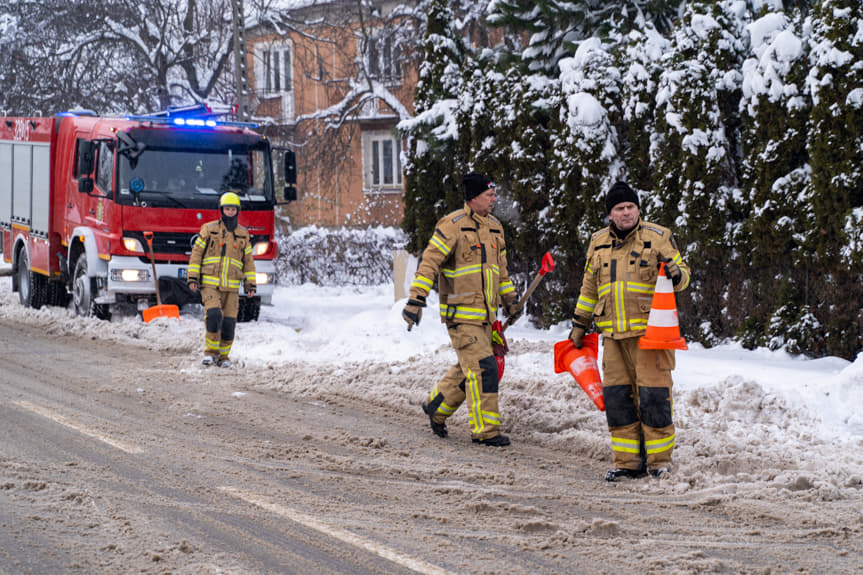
[0,321,442,574]
[0,318,860,575]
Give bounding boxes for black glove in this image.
[402,296,426,330]
[663,259,682,286]
[569,322,586,349]
[504,299,523,323]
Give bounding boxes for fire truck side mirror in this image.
[282,184,297,203]
[78,177,94,195]
[284,150,297,185]
[77,140,95,176]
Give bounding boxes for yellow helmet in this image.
[220,192,241,208]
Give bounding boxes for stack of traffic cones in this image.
[639,262,688,351]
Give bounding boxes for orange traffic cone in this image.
[639,262,688,350]
[554,333,605,411]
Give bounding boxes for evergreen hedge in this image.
[400,0,862,359]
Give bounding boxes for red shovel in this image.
[141,231,180,323]
[494,251,555,381]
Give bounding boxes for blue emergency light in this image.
[173,118,218,127]
[124,103,258,129]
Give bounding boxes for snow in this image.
[564,93,605,127]
[741,12,806,112]
[2,254,862,492]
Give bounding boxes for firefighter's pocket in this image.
[638,296,652,313]
[638,253,657,281]
[450,327,478,350]
[655,349,676,371]
[593,298,607,320]
[461,232,480,261]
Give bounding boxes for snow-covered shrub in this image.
[275,226,407,286]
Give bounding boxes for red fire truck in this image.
[0,106,295,320]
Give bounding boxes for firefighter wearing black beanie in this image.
[604,181,640,214]
[570,179,691,483]
[462,172,494,202]
[403,172,521,448]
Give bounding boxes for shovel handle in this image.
[143,231,162,305]
[502,251,555,331]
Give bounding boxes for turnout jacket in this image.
[410,204,517,325]
[188,220,257,293]
[574,219,690,339]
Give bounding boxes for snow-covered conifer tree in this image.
[648,0,748,343]
[399,0,466,252]
[738,8,812,351]
[803,0,863,357]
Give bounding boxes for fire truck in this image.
[0,105,296,321]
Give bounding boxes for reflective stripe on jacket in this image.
[188,220,256,292]
[410,204,516,325]
[574,220,689,339]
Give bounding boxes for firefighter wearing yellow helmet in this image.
[187,191,257,367]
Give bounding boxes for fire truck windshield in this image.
[116,130,274,211]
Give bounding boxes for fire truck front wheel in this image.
[17,248,47,309]
[72,257,111,321]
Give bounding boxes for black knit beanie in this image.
[604,181,640,214]
[463,173,494,202]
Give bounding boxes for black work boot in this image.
[422,402,448,438]
[472,434,511,447]
[605,467,647,482]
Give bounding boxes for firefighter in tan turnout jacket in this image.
[187,192,256,368]
[403,173,521,446]
[570,181,690,481]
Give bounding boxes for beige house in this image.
[246,0,418,227]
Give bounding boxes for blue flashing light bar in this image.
[124,114,258,130]
[123,103,259,129]
[174,118,218,127]
[56,109,97,117]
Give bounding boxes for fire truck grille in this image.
[128,231,197,257]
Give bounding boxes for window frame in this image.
[257,41,293,95]
[362,31,402,84]
[362,130,403,193]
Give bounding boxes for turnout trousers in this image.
[201,287,239,361]
[426,323,501,441]
[602,336,676,470]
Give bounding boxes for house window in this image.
[364,32,401,83]
[363,131,402,191]
[260,43,292,94]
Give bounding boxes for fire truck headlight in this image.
[252,241,270,256]
[255,272,270,285]
[111,269,150,282]
[123,237,145,252]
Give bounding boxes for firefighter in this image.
[187,191,256,368]
[570,181,690,481]
[403,173,522,446]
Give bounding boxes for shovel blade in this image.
[142,304,180,323]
